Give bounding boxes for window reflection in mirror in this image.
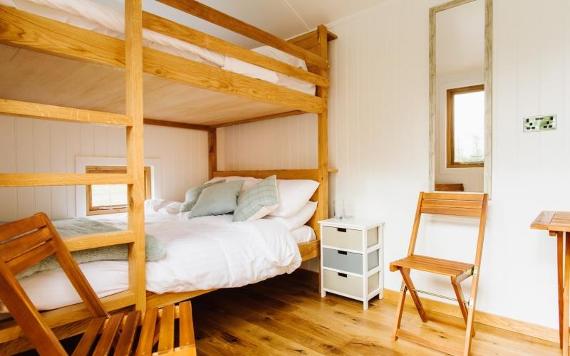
[433,0,485,193]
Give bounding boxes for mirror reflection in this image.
[434,0,485,193]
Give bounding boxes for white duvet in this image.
[2,212,303,311]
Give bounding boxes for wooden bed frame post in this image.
[125,0,146,313]
[316,25,330,230]
[208,129,217,179]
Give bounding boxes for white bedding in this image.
[6,213,314,311]
[0,0,316,95]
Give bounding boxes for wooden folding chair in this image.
[389,192,488,356]
[0,213,197,355]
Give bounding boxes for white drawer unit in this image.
[319,218,384,310]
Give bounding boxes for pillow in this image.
[269,201,317,230]
[233,175,279,222]
[207,176,260,192]
[180,180,224,213]
[189,180,243,218]
[269,179,319,217]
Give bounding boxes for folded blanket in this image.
[18,218,165,278]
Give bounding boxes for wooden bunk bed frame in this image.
[0,0,335,352]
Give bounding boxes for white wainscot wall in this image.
[0,117,208,221]
[216,0,570,330]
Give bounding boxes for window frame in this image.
[85,165,151,216]
[446,84,485,169]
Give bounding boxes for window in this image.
[447,85,485,168]
[86,166,152,215]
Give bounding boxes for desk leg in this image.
[559,233,564,347]
[562,233,570,356]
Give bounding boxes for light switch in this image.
[523,115,556,132]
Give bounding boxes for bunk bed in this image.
[0,0,335,353]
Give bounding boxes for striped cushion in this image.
[233,175,279,222]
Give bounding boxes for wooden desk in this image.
[531,211,570,355]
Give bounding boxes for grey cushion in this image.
[233,175,279,222]
[180,180,224,213]
[189,180,244,218]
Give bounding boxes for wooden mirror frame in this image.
[429,0,493,195]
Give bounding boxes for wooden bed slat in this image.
[142,12,328,87]
[0,173,132,187]
[158,0,328,69]
[64,231,135,252]
[0,98,132,126]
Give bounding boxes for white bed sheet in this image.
[5,214,314,311]
[0,0,316,95]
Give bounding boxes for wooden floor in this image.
[191,273,559,356]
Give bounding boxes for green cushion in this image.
[180,180,224,213]
[189,180,244,218]
[233,175,279,222]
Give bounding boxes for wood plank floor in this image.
[192,273,559,355]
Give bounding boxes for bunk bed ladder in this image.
[0,1,146,346]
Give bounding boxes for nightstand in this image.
[319,218,384,310]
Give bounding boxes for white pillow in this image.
[207,176,260,192]
[270,180,319,218]
[269,201,317,230]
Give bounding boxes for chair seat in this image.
[74,311,141,356]
[389,255,474,279]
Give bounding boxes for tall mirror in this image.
[430,0,492,194]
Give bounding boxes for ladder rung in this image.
[0,99,132,126]
[64,231,136,252]
[0,173,132,187]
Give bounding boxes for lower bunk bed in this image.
[0,171,323,354]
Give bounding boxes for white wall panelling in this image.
[217,0,570,329]
[0,116,208,221]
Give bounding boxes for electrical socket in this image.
[523,115,557,132]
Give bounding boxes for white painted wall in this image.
[217,0,570,329]
[435,70,484,192]
[0,117,208,221]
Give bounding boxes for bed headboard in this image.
[212,169,324,239]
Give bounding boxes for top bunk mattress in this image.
[0,0,316,95]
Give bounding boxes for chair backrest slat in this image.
[420,192,485,217]
[7,240,57,275]
[0,226,52,262]
[0,213,108,353]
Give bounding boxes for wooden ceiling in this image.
[0,44,294,126]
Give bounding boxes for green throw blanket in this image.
[18,218,165,278]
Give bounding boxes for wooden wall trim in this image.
[143,118,210,131]
[157,0,328,69]
[212,110,305,128]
